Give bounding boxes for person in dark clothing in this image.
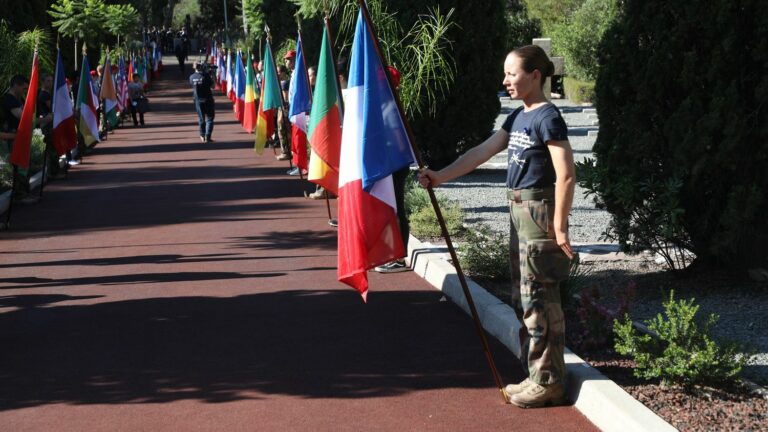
[37,73,63,179]
[2,74,38,202]
[1,74,28,154]
[189,62,215,143]
[175,43,187,76]
[127,74,146,126]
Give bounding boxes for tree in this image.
[581,0,768,271]
[521,0,583,35]
[105,3,141,46]
[49,0,107,69]
[551,0,619,82]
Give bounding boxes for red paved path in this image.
[0,72,597,431]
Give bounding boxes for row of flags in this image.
[209,10,415,300]
[12,6,414,301]
[10,48,160,170]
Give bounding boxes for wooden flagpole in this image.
[357,0,509,404]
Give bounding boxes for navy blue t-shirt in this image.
[501,103,568,189]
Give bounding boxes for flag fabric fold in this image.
[234,51,246,124]
[51,50,77,156]
[288,35,311,173]
[227,52,236,102]
[77,54,100,147]
[100,55,119,128]
[254,42,282,154]
[217,50,226,90]
[9,52,39,169]
[337,10,416,299]
[242,52,258,133]
[308,23,343,195]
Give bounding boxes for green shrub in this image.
[0,159,12,191]
[551,0,619,82]
[614,291,749,387]
[522,0,584,35]
[586,0,768,271]
[562,76,595,104]
[410,200,463,238]
[29,129,47,175]
[458,224,510,280]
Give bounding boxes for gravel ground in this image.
[434,96,768,388]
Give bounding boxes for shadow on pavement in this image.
[0,289,522,411]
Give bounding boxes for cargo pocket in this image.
[525,239,571,283]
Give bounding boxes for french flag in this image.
[288,34,311,173]
[52,50,77,156]
[337,10,415,301]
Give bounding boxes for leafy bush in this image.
[562,76,595,104]
[585,0,768,271]
[29,129,47,175]
[551,0,619,82]
[404,173,464,238]
[409,201,463,238]
[0,159,12,191]
[458,224,510,280]
[521,0,584,35]
[614,291,749,387]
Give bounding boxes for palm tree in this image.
[49,0,107,70]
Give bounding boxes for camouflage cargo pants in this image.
[508,188,570,385]
[277,109,291,156]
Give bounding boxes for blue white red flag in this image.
[51,49,77,156]
[337,10,415,300]
[234,51,247,124]
[288,34,312,172]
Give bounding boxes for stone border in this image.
[406,235,677,432]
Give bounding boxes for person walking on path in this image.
[127,74,146,127]
[419,45,576,408]
[189,61,216,143]
[175,43,187,77]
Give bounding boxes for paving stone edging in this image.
[406,234,677,432]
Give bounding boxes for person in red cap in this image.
[386,65,401,89]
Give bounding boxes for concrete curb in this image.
[406,235,677,432]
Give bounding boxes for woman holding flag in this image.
[419,45,576,408]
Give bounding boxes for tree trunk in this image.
[74,36,79,71]
[163,0,179,29]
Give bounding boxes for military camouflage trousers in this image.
[508,189,570,385]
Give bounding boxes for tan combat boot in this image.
[503,378,533,398]
[509,381,565,408]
